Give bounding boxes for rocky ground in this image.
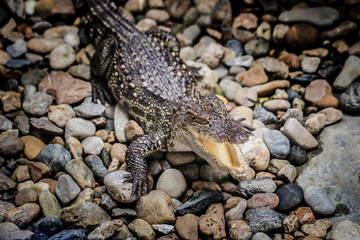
[0,0,360,239]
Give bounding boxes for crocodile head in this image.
[174,94,253,180]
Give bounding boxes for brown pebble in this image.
[247,193,279,209]
[124,120,144,141]
[175,214,199,240]
[15,188,39,206]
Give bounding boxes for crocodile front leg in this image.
[90,36,116,104]
[125,131,167,196]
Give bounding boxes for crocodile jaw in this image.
[181,128,249,180]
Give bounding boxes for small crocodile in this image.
[76,0,253,196]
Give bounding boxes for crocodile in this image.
[76,0,253,196]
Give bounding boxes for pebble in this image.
[253,107,278,124]
[279,7,339,27]
[124,120,144,141]
[263,130,290,158]
[279,108,303,124]
[267,159,290,175]
[0,115,12,131]
[27,37,63,53]
[256,22,271,40]
[273,24,290,44]
[176,190,223,215]
[67,64,90,80]
[200,42,224,68]
[285,24,319,48]
[0,222,34,240]
[321,20,358,39]
[38,71,91,105]
[83,155,108,184]
[165,152,195,166]
[88,219,123,240]
[39,189,62,218]
[224,39,243,57]
[25,161,51,182]
[104,170,138,203]
[179,46,197,61]
[55,174,81,205]
[15,188,38,206]
[65,159,95,189]
[236,177,277,198]
[233,13,258,30]
[254,57,289,80]
[305,113,326,135]
[22,91,53,116]
[305,79,338,108]
[301,57,321,73]
[183,24,201,42]
[25,52,43,63]
[331,220,360,240]
[128,219,156,240]
[65,118,96,140]
[234,87,257,107]
[244,207,285,233]
[81,136,104,155]
[295,207,315,225]
[339,81,360,113]
[277,164,297,183]
[236,64,268,87]
[100,193,117,212]
[283,118,318,150]
[304,186,335,216]
[110,143,127,163]
[0,200,15,222]
[49,43,76,69]
[30,117,64,135]
[251,80,290,97]
[278,53,300,70]
[228,220,252,240]
[0,49,11,65]
[61,201,110,232]
[225,55,254,68]
[37,144,71,173]
[199,203,226,239]
[225,198,247,221]
[48,229,87,240]
[17,180,34,192]
[1,91,22,112]
[192,181,221,192]
[156,169,187,198]
[247,193,279,210]
[244,39,269,58]
[287,145,308,166]
[5,203,40,227]
[175,214,199,240]
[31,217,64,239]
[178,163,199,184]
[74,99,106,118]
[136,190,175,224]
[319,107,342,125]
[348,41,360,55]
[114,103,130,143]
[275,183,304,212]
[21,69,48,86]
[240,136,270,171]
[0,134,24,157]
[301,219,331,238]
[333,55,360,91]
[6,39,27,58]
[263,99,291,112]
[48,104,75,128]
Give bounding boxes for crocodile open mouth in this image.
[184,128,249,180]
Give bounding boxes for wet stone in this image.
[55,174,81,205]
[22,91,53,116]
[176,190,223,215]
[5,59,31,69]
[244,207,285,233]
[276,183,304,212]
[6,39,27,58]
[37,144,71,173]
[304,185,335,216]
[301,57,321,73]
[236,178,277,198]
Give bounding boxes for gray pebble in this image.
[82,136,104,155]
[252,232,271,240]
[84,155,108,184]
[304,186,335,216]
[65,118,96,140]
[244,207,285,233]
[301,56,321,73]
[55,174,81,205]
[0,115,13,131]
[0,222,33,240]
[244,39,269,58]
[263,130,290,158]
[21,69,48,86]
[183,24,201,42]
[22,92,53,116]
[225,55,254,68]
[30,117,64,135]
[14,115,30,135]
[74,98,106,118]
[219,78,242,101]
[37,144,71,173]
[104,170,138,203]
[6,39,27,58]
[236,178,277,198]
[253,107,278,124]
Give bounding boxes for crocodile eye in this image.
[195,117,208,124]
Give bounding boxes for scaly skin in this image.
[76,0,253,196]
